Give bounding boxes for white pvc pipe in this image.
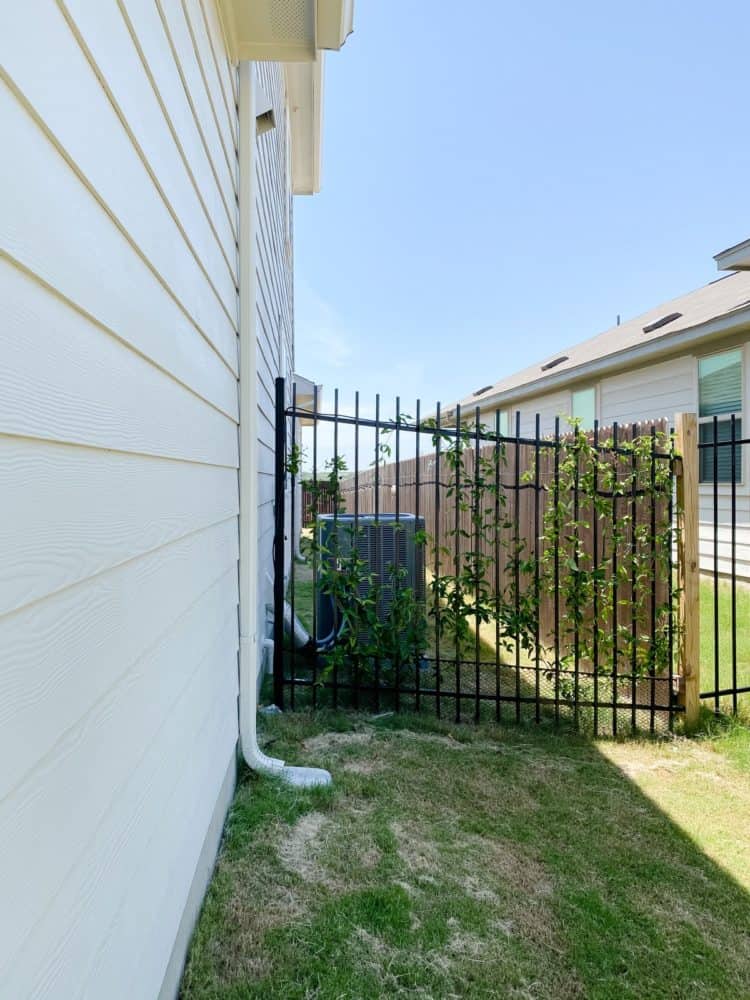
[237,61,330,789]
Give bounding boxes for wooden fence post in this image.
[675,412,700,730]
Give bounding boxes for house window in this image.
[698,348,743,483]
[497,410,510,436]
[571,387,596,429]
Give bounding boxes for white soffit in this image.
[219,0,353,61]
[285,57,324,194]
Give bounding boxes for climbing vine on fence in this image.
[423,418,538,662]
[533,422,679,678]
[286,416,679,689]
[425,418,679,680]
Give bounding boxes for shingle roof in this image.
[456,270,750,410]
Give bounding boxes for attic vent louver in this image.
[642,312,682,334]
[473,385,493,397]
[541,356,568,372]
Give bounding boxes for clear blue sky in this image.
[294,0,749,418]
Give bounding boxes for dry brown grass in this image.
[182,713,750,1000]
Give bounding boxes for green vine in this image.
[287,416,679,694]
[532,421,679,678]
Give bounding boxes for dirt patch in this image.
[277,811,328,881]
[302,729,374,753]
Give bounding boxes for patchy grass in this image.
[700,577,750,708]
[182,713,750,999]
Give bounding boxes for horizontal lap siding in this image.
[600,354,750,577]
[699,490,750,580]
[0,2,240,997]
[255,62,294,672]
[509,390,572,437]
[599,356,696,427]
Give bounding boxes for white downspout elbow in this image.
[237,60,329,789]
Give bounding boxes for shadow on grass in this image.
[181,709,750,1000]
[281,568,679,737]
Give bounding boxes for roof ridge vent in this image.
[642,312,682,334]
[541,355,569,372]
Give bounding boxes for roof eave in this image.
[218,0,353,61]
[470,304,750,413]
[218,1,354,194]
[715,239,750,272]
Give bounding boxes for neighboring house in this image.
[448,242,750,579]
[0,3,353,998]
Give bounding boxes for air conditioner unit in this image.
[315,514,425,649]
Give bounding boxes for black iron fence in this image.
[699,413,749,714]
[273,378,685,735]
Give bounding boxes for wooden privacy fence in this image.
[301,480,339,526]
[276,378,704,734]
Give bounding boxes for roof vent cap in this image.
[541,356,569,372]
[643,312,682,334]
[473,384,493,397]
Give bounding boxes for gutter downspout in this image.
[237,61,330,789]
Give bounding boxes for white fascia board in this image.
[285,56,323,195]
[715,239,750,272]
[293,373,318,398]
[475,305,750,414]
[316,0,354,49]
[292,374,322,425]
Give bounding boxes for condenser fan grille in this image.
[315,514,426,648]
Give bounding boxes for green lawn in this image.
[181,713,750,999]
[700,577,750,708]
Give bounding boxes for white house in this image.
[0,2,353,997]
[448,243,750,580]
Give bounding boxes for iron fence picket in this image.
[697,417,748,712]
[274,379,687,732]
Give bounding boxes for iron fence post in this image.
[273,376,286,709]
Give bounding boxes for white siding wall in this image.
[598,356,697,426]
[255,62,295,666]
[0,2,242,996]
[507,389,572,437]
